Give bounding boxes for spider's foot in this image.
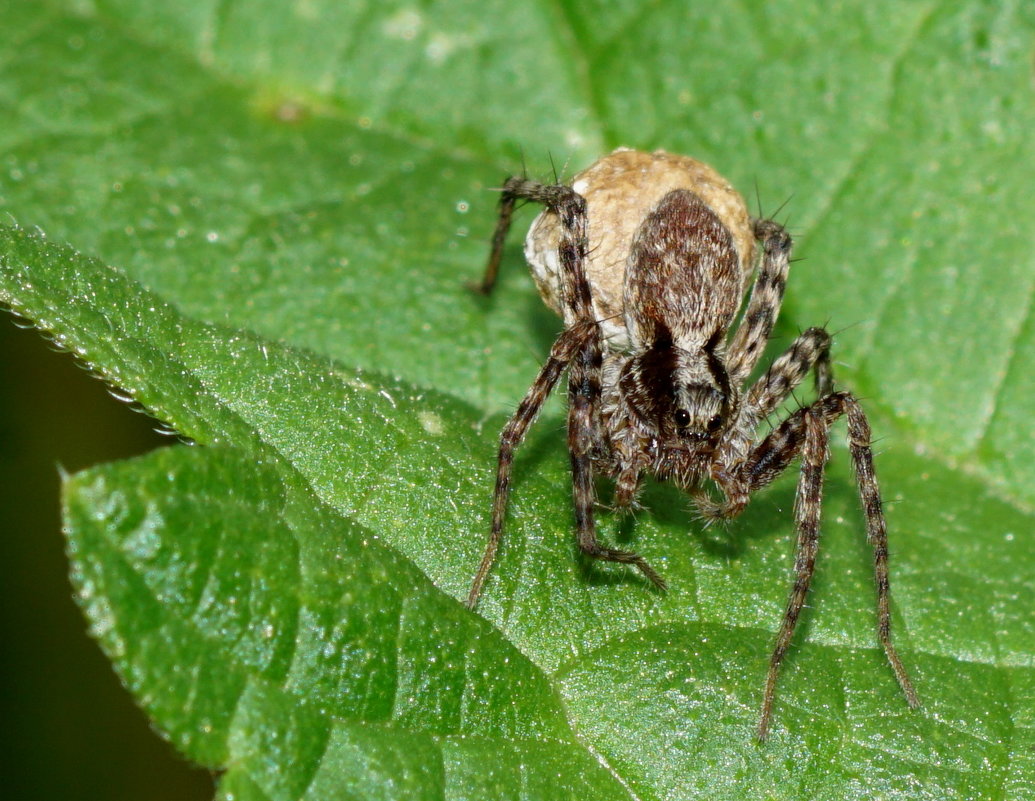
[465,278,495,296]
[635,559,668,592]
[691,498,727,527]
[585,545,667,592]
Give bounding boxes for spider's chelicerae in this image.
[467,148,919,739]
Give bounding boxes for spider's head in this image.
[621,329,734,448]
[669,382,728,443]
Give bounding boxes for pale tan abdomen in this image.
[524,148,755,351]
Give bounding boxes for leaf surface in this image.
[2,1,1034,799]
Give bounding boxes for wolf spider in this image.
[466,148,918,739]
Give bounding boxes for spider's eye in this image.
[673,409,691,427]
[706,414,723,433]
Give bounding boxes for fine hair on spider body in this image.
[467,147,919,740]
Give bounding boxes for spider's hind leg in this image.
[473,177,583,295]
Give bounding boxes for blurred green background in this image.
[0,319,213,799]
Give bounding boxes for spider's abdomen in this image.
[524,148,754,352]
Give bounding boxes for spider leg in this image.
[467,322,596,608]
[839,392,920,711]
[533,178,664,589]
[726,218,793,383]
[473,179,520,294]
[743,326,832,429]
[473,177,589,295]
[569,337,665,590]
[470,180,614,605]
[701,327,832,521]
[756,404,827,741]
[746,392,918,740]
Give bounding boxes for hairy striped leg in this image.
[466,322,596,607]
[743,326,832,426]
[726,219,794,384]
[468,177,594,606]
[700,324,917,737]
[733,393,920,740]
[472,179,520,294]
[473,176,590,298]
[468,178,618,605]
[699,326,833,520]
[568,338,665,589]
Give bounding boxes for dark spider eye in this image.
[706,414,723,432]
[674,409,691,427]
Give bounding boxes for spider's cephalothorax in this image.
[467,148,919,739]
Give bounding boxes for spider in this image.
[465,148,919,739]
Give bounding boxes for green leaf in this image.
[65,444,627,799]
[2,1,1034,799]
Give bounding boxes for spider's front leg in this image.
[469,177,663,604]
[698,326,833,522]
[467,178,597,606]
[466,322,598,608]
[732,392,919,740]
[568,338,666,591]
[743,325,832,428]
